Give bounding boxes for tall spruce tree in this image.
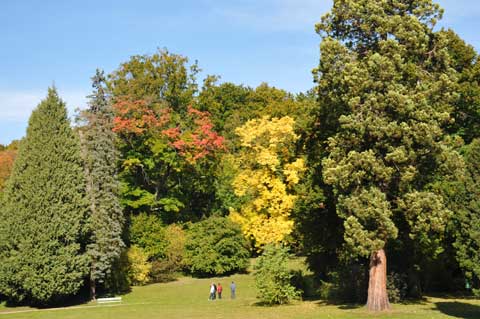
[79,69,124,300]
[314,0,463,311]
[0,88,89,304]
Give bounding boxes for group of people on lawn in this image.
[209,281,236,300]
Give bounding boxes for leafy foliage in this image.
[126,246,152,286]
[387,272,408,303]
[442,29,480,144]
[442,139,480,289]
[0,140,19,192]
[108,49,225,222]
[184,216,249,277]
[254,245,300,305]
[150,224,186,282]
[0,148,16,192]
[129,213,167,260]
[230,116,306,250]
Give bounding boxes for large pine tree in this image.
[314,0,463,311]
[79,69,124,300]
[0,88,89,304]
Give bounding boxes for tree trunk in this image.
[90,277,96,301]
[366,249,390,311]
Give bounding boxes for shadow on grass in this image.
[397,296,428,305]
[428,292,479,300]
[435,301,480,319]
[252,301,283,307]
[2,293,92,310]
[313,297,431,310]
[1,285,133,310]
[313,300,364,310]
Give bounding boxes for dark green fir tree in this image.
[0,88,89,305]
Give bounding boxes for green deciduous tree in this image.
[442,29,480,143]
[0,88,89,305]
[150,224,186,282]
[314,0,462,311]
[108,49,225,223]
[78,70,125,300]
[437,139,480,294]
[129,212,167,260]
[184,216,249,277]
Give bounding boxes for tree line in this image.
[0,0,479,312]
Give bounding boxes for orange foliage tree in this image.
[0,148,17,191]
[111,95,225,220]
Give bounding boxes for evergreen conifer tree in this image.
[0,88,88,304]
[314,0,463,311]
[79,69,125,300]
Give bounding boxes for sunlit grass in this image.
[0,259,479,319]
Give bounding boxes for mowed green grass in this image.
[1,266,480,319]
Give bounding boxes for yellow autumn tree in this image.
[230,116,305,250]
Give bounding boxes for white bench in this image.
[97,297,122,304]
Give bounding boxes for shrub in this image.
[317,262,368,303]
[387,272,408,303]
[473,288,480,298]
[318,280,335,300]
[150,224,186,282]
[126,246,152,286]
[129,213,167,260]
[184,216,249,277]
[254,245,300,305]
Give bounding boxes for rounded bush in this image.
[184,216,249,277]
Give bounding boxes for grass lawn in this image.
[1,263,479,319]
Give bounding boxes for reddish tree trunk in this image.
[366,249,390,311]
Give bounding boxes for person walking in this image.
[217,283,223,299]
[230,281,236,299]
[209,283,215,300]
[213,283,217,300]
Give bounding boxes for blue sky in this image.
[1,0,479,145]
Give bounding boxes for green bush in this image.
[318,280,335,300]
[387,272,408,303]
[254,245,300,305]
[129,213,167,260]
[150,224,186,282]
[473,288,480,298]
[184,216,249,277]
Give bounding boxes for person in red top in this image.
[217,283,223,299]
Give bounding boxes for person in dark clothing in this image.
[230,281,236,299]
